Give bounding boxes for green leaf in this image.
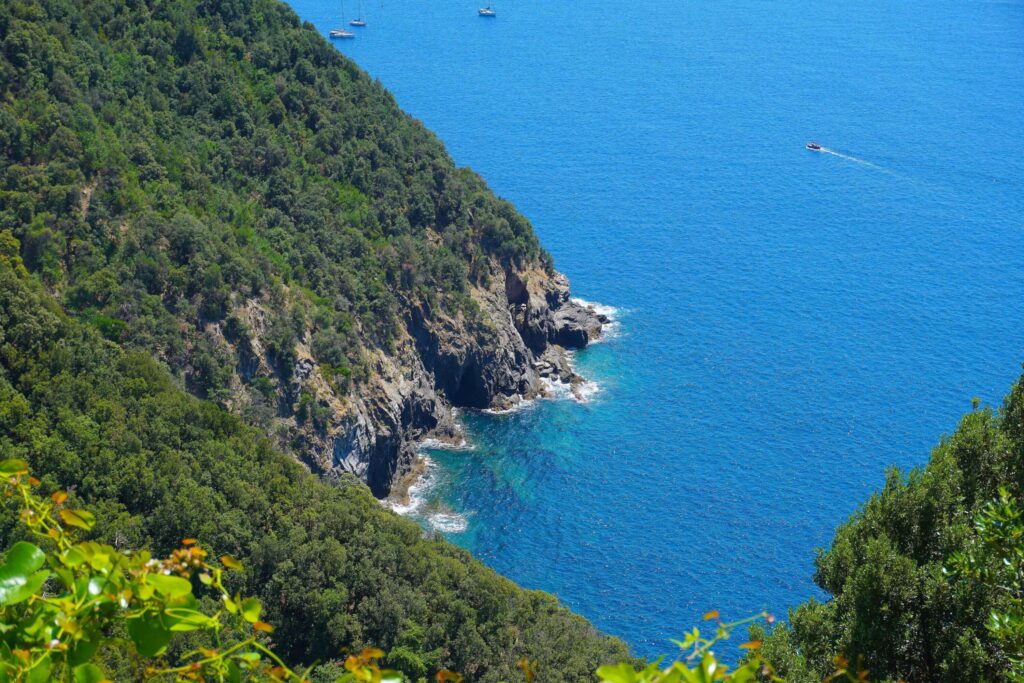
[147,573,192,598]
[86,576,106,596]
[0,459,28,478]
[68,632,101,667]
[223,592,239,614]
[240,596,262,623]
[73,664,107,683]
[25,653,51,683]
[728,666,757,683]
[127,614,172,657]
[0,542,49,606]
[596,663,637,683]
[165,607,215,631]
[220,554,243,571]
[59,509,96,531]
[62,546,86,567]
[2,542,45,575]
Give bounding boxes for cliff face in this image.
[1,0,612,499]
[218,256,605,497]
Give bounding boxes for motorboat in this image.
[806,142,823,151]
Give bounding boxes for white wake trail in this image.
[820,147,891,173]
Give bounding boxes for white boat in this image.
[479,6,496,16]
[330,1,356,37]
[350,0,367,26]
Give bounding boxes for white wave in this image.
[571,297,624,344]
[540,375,575,400]
[382,455,437,516]
[428,511,468,533]
[571,297,619,318]
[382,455,471,534]
[419,436,474,451]
[540,374,601,404]
[588,319,623,344]
[482,396,538,415]
[573,378,602,403]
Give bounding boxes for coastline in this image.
[384,300,617,529]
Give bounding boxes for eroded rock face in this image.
[325,359,452,497]
[332,261,609,495]
[552,305,603,348]
[213,259,606,497]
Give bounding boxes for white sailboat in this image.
[330,0,356,37]
[478,5,496,16]
[350,0,367,26]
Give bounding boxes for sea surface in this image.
[290,0,1024,659]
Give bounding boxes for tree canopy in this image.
[0,264,628,681]
[756,379,1024,682]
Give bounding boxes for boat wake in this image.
[809,143,953,195]
[818,147,889,172]
[809,144,911,180]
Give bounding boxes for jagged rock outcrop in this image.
[341,260,606,496]
[209,258,605,498]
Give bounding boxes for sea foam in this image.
[572,297,624,344]
[383,451,472,534]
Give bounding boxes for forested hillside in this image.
[3,0,1022,681]
[755,380,1024,681]
[0,0,604,497]
[0,257,630,680]
[0,0,628,676]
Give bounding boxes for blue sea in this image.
[290,0,1024,659]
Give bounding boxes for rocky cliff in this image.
[0,0,613,500]
[213,256,606,497]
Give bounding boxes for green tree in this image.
[947,488,1024,680]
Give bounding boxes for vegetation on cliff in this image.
[0,0,558,490]
[755,384,1024,682]
[0,264,628,681]
[1,460,783,681]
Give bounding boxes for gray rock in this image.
[237,259,613,498]
[552,302,603,348]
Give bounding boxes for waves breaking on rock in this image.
[571,297,624,344]
[382,449,471,534]
[383,297,619,533]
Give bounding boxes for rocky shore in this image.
[340,261,608,498]
[220,257,608,498]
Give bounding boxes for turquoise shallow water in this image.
[290,0,1024,658]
